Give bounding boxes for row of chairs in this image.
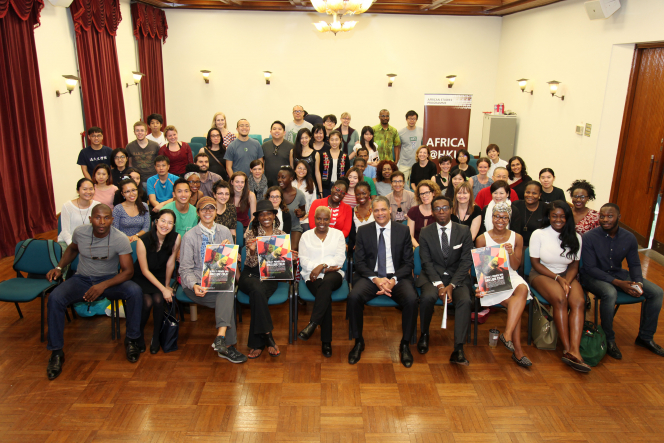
[191,135,265,150]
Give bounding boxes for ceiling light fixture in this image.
[311,0,373,35]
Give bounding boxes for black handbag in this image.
[159,301,180,353]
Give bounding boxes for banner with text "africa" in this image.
[423,93,472,160]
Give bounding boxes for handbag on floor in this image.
[160,301,180,353]
[579,320,607,366]
[532,296,558,350]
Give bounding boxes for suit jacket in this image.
[354,221,414,282]
[416,221,473,288]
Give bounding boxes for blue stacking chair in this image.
[236,221,244,249]
[191,136,207,145]
[189,142,203,154]
[235,247,294,344]
[293,258,350,341]
[107,241,139,340]
[524,247,551,345]
[0,239,63,342]
[248,134,263,145]
[413,246,468,345]
[468,156,478,172]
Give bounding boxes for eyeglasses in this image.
[123,189,138,195]
[419,191,432,197]
[89,235,110,260]
[392,180,404,184]
[200,206,216,213]
[433,205,450,212]
[572,195,588,200]
[157,219,174,226]
[115,155,127,160]
[293,110,303,114]
[269,195,281,200]
[89,134,102,138]
[188,180,201,185]
[210,134,221,138]
[333,186,346,196]
[492,215,510,221]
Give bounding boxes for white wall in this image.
[494,0,664,207]
[35,0,141,211]
[162,10,502,153]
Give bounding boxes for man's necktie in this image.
[377,228,387,278]
[441,226,449,258]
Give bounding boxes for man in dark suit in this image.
[417,195,474,365]
[347,196,418,368]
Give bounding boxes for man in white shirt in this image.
[486,144,508,177]
[416,195,474,364]
[145,113,166,147]
[347,197,418,368]
[398,110,423,186]
[285,105,313,144]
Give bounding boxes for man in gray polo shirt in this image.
[225,119,263,178]
[45,205,143,380]
[398,110,423,187]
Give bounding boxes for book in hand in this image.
[471,245,513,294]
[201,244,239,292]
[257,235,293,280]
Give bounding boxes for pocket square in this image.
[453,244,462,250]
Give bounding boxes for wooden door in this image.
[611,45,664,245]
[652,177,664,254]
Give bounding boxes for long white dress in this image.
[480,230,531,307]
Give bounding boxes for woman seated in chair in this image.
[529,200,588,372]
[297,206,347,357]
[239,200,299,358]
[179,197,247,364]
[474,202,532,367]
[112,179,151,243]
[132,209,180,354]
[58,178,100,245]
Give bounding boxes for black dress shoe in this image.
[400,343,414,368]
[607,341,622,360]
[127,336,146,354]
[449,349,469,366]
[417,333,429,355]
[635,337,664,357]
[322,342,332,358]
[348,341,365,365]
[126,340,141,363]
[47,353,65,380]
[150,339,160,355]
[298,322,317,341]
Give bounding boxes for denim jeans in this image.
[47,274,143,350]
[581,274,663,341]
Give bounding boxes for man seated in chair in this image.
[45,204,144,380]
[580,203,664,360]
[347,196,418,368]
[416,195,474,365]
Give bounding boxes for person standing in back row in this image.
[126,121,161,188]
[262,121,294,187]
[78,127,113,180]
[285,105,313,144]
[225,119,263,178]
[373,109,401,162]
[146,114,166,147]
[398,110,423,186]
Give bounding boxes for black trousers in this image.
[419,276,471,345]
[347,276,418,342]
[306,272,343,343]
[238,265,278,349]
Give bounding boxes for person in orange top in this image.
[308,180,352,237]
[474,167,518,209]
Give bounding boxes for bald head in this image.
[91,204,111,216]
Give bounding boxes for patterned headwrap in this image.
[491,201,512,218]
[184,171,200,180]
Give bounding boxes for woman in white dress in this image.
[474,202,532,367]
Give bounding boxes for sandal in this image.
[499,334,515,352]
[561,352,591,373]
[248,348,263,359]
[264,333,280,357]
[512,353,532,368]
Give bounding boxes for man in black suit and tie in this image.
[347,196,418,368]
[416,195,474,365]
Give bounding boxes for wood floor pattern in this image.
[1,231,664,442]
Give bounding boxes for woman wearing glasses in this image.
[199,127,228,181]
[112,179,151,243]
[474,202,532,367]
[568,180,599,236]
[386,171,416,224]
[308,180,352,237]
[112,168,148,207]
[185,168,205,208]
[407,180,440,248]
[213,180,237,240]
[132,209,181,354]
[110,148,130,186]
[478,181,522,237]
[266,186,292,236]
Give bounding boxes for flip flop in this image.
[512,353,532,368]
[562,352,591,373]
[248,348,263,359]
[500,334,515,352]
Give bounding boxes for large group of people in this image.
[41,106,664,381]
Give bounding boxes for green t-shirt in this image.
[363,175,377,196]
[163,202,198,238]
[372,124,401,161]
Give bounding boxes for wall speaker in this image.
[585,0,621,20]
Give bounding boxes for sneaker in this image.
[212,336,226,352]
[219,346,248,364]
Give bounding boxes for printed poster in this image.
[471,245,513,295]
[201,244,239,292]
[257,235,294,280]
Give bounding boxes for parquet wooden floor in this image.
[1,230,664,442]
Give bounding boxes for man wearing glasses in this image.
[45,204,144,380]
[416,195,474,364]
[285,105,313,144]
[372,109,401,162]
[398,110,423,186]
[78,126,113,180]
[262,121,294,187]
[224,119,264,178]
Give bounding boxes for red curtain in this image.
[0,0,57,257]
[70,0,127,149]
[131,3,167,124]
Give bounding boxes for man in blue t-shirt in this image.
[77,126,113,180]
[146,155,178,213]
[224,119,263,178]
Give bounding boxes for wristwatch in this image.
[55,266,62,271]
[450,283,456,289]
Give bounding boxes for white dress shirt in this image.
[299,227,346,281]
[431,220,453,288]
[370,221,397,283]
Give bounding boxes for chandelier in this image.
[311,0,374,35]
